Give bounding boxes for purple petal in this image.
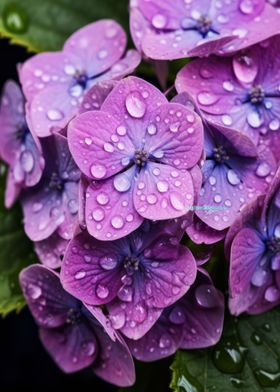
[79,80,118,114]
[133,162,194,220]
[40,322,97,373]
[186,215,226,245]
[68,110,134,180]
[35,232,69,269]
[60,231,123,305]
[19,265,77,328]
[85,173,143,241]
[5,167,21,208]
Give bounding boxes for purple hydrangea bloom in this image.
[21,133,80,242]
[68,76,203,240]
[0,80,44,207]
[19,20,141,137]
[60,222,197,340]
[126,269,224,361]
[176,36,280,162]
[130,0,280,60]
[226,169,280,315]
[172,92,276,230]
[20,265,135,386]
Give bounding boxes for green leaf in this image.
[119,359,172,392]
[0,0,129,52]
[0,165,36,316]
[170,309,280,391]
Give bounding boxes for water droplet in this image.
[75,270,86,280]
[247,111,262,128]
[85,137,92,145]
[222,114,233,126]
[254,369,280,388]
[116,125,127,136]
[27,283,42,299]
[152,14,167,29]
[147,194,158,205]
[32,202,43,212]
[96,192,109,206]
[92,208,105,221]
[125,91,146,118]
[265,285,280,302]
[212,338,246,374]
[104,142,114,153]
[96,284,109,299]
[262,323,271,332]
[230,377,245,388]
[20,150,34,173]
[170,122,180,133]
[69,84,83,97]
[240,0,254,14]
[110,311,126,329]
[118,286,133,302]
[233,55,258,84]
[214,194,222,203]
[90,164,107,179]
[133,303,147,323]
[83,342,96,357]
[157,181,169,193]
[2,4,29,34]
[147,123,157,135]
[113,172,131,192]
[64,64,76,75]
[227,169,240,186]
[111,216,124,229]
[195,285,219,308]
[100,256,118,270]
[269,119,280,131]
[251,332,262,345]
[170,192,185,211]
[256,162,270,177]
[197,91,218,106]
[47,109,64,121]
[159,334,171,348]
[98,49,108,59]
[223,81,234,92]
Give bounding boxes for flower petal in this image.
[133,162,194,220]
[85,172,143,241]
[35,232,69,269]
[19,265,77,328]
[60,231,124,305]
[68,110,135,180]
[186,215,226,245]
[40,322,97,373]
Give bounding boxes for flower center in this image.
[16,123,28,141]
[123,255,140,275]
[266,236,280,254]
[213,145,229,164]
[134,148,149,167]
[196,16,212,36]
[249,85,265,105]
[49,172,64,191]
[75,73,88,89]
[66,308,81,325]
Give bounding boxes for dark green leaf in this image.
[0,165,36,316]
[0,0,129,52]
[170,309,280,391]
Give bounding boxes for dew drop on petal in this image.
[152,14,167,29]
[75,270,86,280]
[85,137,92,145]
[90,164,107,179]
[27,283,42,299]
[147,123,157,135]
[113,172,131,192]
[256,162,271,177]
[197,91,218,106]
[118,286,133,302]
[20,150,34,173]
[99,256,118,270]
[125,91,146,118]
[170,192,185,211]
[240,0,254,14]
[110,311,126,329]
[96,192,109,205]
[116,125,127,136]
[92,208,105,222]
[269,119,280,131]
[247,111,262,128]
[68,199,78,214]
[98,49,108,59]
[222,114,233,126]
[111,216,124,229]
[233,55,258,84]
[195,285,218,308]
[227,169,240,185]
[96,284,109,299]
[159,334,171,348]
[104,142,114,153]
[47,109,64,121]
[222,81,234,92]
[147,194,158,205]
[156,181,169,193]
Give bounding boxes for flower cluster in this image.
[1,2,280,386]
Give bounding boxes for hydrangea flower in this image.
[68,76,203,240]
[20,20,141,137]
[0,80,44,207]
[226,169,280,315]
[19,264,135,386]
[60,222,197,340]
[21,133,80,242]
[126,269,224,361]
[130,0,280,60]
[176,36,280,161]
[172,92,276,231]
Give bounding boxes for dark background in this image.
[0,38,117,390]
